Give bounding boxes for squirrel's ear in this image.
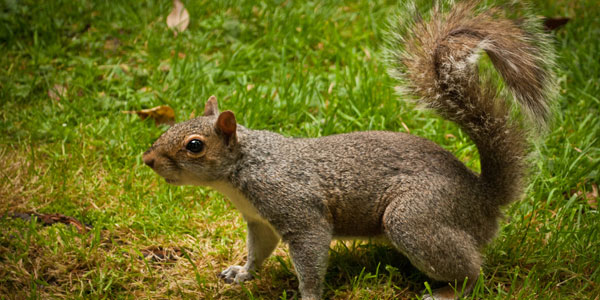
[216,111,237,146]
[203,95,219,116]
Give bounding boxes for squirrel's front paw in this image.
[219,265,254,284]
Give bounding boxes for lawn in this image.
[1,0,598,299]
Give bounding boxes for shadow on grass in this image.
[224,242,431,299]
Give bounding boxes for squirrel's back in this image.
[233,129,485,238]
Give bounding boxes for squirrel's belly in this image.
[327,199,384,237]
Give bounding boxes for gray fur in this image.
[143,1,555,299]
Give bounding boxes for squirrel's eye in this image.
[186,139,204,153]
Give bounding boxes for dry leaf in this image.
[543,17,570,31]
[445,133,456,140]
[246,84,255,91]
[328,82,335,94]
[166,0,190,35]
[123,105,175,126]
[9,212,92,234]
[48,84,67,101]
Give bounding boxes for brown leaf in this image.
[48,84,67,101]
[123,105,176,126]
[9,212,92,234]
[543,17,570,31]
[140,246,182,262]
[166,0,190,36]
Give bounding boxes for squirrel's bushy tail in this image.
[388,0,556,205]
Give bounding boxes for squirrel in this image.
[142,1,555,299]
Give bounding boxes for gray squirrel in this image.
[142,1,556,299]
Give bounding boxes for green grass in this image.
[1,0,598,299]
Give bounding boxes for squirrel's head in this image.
[143,96,239,186]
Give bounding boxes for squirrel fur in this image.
[143,1,556,299]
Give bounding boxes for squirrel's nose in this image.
[143,153,155,168]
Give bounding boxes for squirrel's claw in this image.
[219,265,254,284]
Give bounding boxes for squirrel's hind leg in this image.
[382,200,480,299]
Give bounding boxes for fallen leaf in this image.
[48,84,67,101]
[246,84,255,91]
[189,109,196,119]
[123,105,176,126]
[445,133,456,140]
[166,0,190,35]
[543,17,570,31]
[9,212,92,234]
